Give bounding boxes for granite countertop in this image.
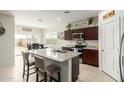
[29,48,81,62]
[62,46,98,50]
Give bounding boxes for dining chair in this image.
[34,56,61,82]
[22,52,36,82]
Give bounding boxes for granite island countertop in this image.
[28,48,81,62]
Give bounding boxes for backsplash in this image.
[46,39,98,50]
[64,40,98,48]
[85,40,98,48]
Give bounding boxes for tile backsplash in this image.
[85,40,98,48]
[46,40,98,49]
[64,40,98,48]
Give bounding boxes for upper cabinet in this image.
[64,26,98,40]
[84,26,98,40]
[64,30,72,40]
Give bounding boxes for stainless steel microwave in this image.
[72,33,84,40]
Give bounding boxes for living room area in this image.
[15,25,44,56]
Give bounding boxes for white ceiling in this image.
[0,10,100,28]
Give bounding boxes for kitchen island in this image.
[29,48,81,82]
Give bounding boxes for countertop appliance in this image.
[72,33,84,41]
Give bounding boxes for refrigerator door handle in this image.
[119,32,124,82]
[122,56,124,79]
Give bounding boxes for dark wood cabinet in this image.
[82,49,98,67]
[84,27,98,40]
[62,47,79,82]
[64,26,98,40]
[72,56,79,82]
[64,30,72,40]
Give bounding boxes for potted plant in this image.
[88,17,94,26]
[66,23,72,30]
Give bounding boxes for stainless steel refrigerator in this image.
[119,16,124,82]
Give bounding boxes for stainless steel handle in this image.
[119,32,124,82]
[121,56,124,80]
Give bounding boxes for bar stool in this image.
[47,64,61,82]
[34,56,61,82]
[22,52,36,82]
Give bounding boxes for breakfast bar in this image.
[29,48,81,82]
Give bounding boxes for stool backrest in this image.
[22,52,29,64]
[34,56,45,71]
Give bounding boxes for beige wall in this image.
[0,14,15,67]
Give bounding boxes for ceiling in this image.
[0,10,100,28]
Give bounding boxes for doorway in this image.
[101,19,120,81]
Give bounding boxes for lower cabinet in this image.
[82,49,98,67]
[62,47,79,82]
[72,56,79,82]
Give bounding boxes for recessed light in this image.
[57,17,61,21]
[37,19,43,22]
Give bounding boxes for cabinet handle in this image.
[102,50,104,51]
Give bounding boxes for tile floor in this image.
[77,64,115,82]
[0,55,115,82]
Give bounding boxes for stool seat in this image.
[24,60,35,66]
[47,64,60,75]
[34,56,61,82]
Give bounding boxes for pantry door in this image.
[102,19,120,81]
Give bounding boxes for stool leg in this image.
[26,66,29,82]
[44,72,47,82]
[50,77,52,82]
[23,64,25,78]
[36,68,39,82]
[58,72,60,82]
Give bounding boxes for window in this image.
[15,34,32,47]
[46,32,58,45]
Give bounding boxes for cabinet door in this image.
[64,30,72,40]
[72,56,79,82]
[83,49,98,67]
[84,27,98,40]
[82,49,89,64]
[62,47,79,82]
